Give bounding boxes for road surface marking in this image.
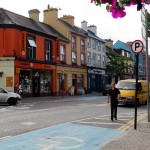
[77,121,124,125]
[21,122,36,126]
[118,113,147,130]
[0,136,12,140]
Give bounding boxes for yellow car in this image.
[116,79,148,105]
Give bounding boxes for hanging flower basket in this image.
[91,0,150,18]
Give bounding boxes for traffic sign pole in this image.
[134,54,139,130]
[131,40,144,130]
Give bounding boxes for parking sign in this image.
[131,40,144,54]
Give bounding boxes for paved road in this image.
[0,95,147,150]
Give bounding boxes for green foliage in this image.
[106,53,133,79]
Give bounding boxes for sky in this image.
[1,0,150,45]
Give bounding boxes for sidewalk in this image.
[22,92,103,102]
[100,114,150,150]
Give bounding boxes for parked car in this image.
[0,86,22,105]
[102,84,111,96]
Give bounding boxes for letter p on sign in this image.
[131,40,144,54]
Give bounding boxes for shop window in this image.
[40,71,51,93]
[45,40,52,62]
[77,75,84,87]
[27,35,36,60]
[19,70,32,94]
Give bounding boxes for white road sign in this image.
[131,40,144,54]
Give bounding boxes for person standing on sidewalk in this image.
[107,82,120,121]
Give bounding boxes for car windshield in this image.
[116,81,135,90]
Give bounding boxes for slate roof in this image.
[113,40,132,52]
[0,8,69,42]
[58,19,88,37]
[87,30,105,43]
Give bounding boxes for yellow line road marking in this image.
[118,113,147,130]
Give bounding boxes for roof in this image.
[58,19,87,37]
[0,8,69,42]
[87,30,105,42]
[113,40,132,52]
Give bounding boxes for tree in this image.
[106,53,133,80]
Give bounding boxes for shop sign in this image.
[88,68,105,74]
[6,77,13,87]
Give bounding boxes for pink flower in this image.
[91,0,94,3]
[110,6,126,18]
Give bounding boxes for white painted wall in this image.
[0,57,15,92]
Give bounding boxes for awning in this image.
[28,39,37,47]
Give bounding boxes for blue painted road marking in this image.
[73,96,106,101]
[0,123,124,150]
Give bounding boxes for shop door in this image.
[33,78,40,97]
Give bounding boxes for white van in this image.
[0,86,22,105]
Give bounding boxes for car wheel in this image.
[8,98,17,106]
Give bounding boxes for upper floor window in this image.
[98,54,101,66]
[81,39,85,51]
[72,52,77,63]
[72,36,76,49]
[102,55,105,66]
[27,35,36,60]
[87,52,91,64]
[97,42,101,51]
[45,40,52,61]
[81,53,85,64]
[60,45,66,62]
[93,53,97,64]
[87,38,91,48]
[101,43,105,52]
[92,39,96,49]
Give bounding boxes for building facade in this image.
[43,7,88,96]
[81,21,106,93]
[0,8,69,97]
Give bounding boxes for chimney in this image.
[28,9,40,22]
[60,15,74,26]
[43,7,58,24]
[88,25,97,35]
[106,39,113,49]
[81,20,88,31]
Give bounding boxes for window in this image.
[81,53,85,64]
[81,39,85,51]
[27,36,36,59]
[97,42,101,50]
[87,52,91,64]
[98,54,101,66]
[45,40,52,61]
[60,45,66,62]
[102,56,105,66]
[93,53,96,65]
[101,43,105,52]
[88,38,91,48]
[72,52,77,63]
[92,39,96,49]
[72,36,76,49]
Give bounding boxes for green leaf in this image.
[106,5,110,12]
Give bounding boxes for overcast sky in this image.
[1,0,150,44]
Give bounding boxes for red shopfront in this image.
[14,61,56,97]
